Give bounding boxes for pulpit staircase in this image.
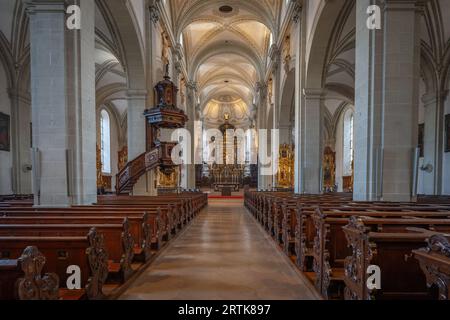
[115,65,188,195]
[115,143,178,195]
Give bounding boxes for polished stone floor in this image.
[120,199,321,300]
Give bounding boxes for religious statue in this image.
[162,31,171,67]
[267,78,273,105]
[282,34,291,73]
[96,144,103,188]
[180,77,186,107]
[118,146,128,171]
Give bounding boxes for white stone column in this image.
[66,0,97,205]
[299,89,323,194]
[271,48,281,189]
[354,0,423,202]
[127,90,152,195]
[27,0,70,206]
[293,4,307,194]
[26,0,98,205]
[183,81,197,189]
[256,83,268,190]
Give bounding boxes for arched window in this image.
[343,109,354,176]
[246,129,252,162]
[100,109,111,174]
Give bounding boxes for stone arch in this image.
[279,68,295,144]
[97,0,146,91]
[305,0,352,90]
[420,46,439,96]
[0,33,15,89]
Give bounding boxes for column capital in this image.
[174,61,183,75]
[127,89,148,100]
[149,0,160,24]
[23,0,66,14]
[422,90,449,106]
[382,0,428,12]
[269,44,280,63]
[421,93,437,106]
[291,0,303,24]
[303,88,325,99]
[256,82,268,99]
[186,81,198,91]
[8,88,31,104]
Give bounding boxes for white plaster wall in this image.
[0,62,13,195]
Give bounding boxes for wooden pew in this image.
[0,246,59,300]
[244,191,450,300]
[0,207,169,247]
[0,220,134,283]
[0,212,155,262]
[343,219,450,300]
[314,213,450,299]
[0,228,108,300]
[413,233,450,300]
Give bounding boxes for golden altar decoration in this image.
[277,144,294,189]
[323,146,336,191]
[157,166,179,188]
[118,146,128,171]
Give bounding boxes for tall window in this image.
[180,33,184,47]
[100,109,111,174]
[349,114,354,165]
[343,109,354,176]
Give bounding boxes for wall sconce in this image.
[420,164,433,173]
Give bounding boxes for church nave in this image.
[120,199,320,300]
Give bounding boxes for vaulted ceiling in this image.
[169,0,284,129]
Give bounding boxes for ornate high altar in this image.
[205,114,246,192]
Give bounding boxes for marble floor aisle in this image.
[120,199,321,300]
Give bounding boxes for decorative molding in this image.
[149,0,160,24]
[126,89,148,100]
[23,0,66,15]
[303,88,325,100]
[292,0,303,24]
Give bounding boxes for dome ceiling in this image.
[203,96,255,129]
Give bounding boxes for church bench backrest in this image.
[313,213,450,299]
[0,221,134,282]
[413,234,450,300]
[343,219,450,300]
[0,213,156,261]
[0,229,109,300]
